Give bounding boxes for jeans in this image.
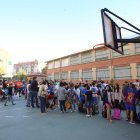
[59,100,66,112]
[40,96,46,113]
[69,98,76,110]
[31,91,39,108]
[26,92,30,106]
[5,95,14,105]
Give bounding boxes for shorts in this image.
[105,103,110,108]
[85,101,92,109]
[125,103,135,111]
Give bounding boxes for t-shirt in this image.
[85,90,93,102]
[30,80,38,92]
[57,87,67,101]
[125,87,137,106]
[16,81,22,89]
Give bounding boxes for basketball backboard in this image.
[101,10,124,54]
[101,8,140,55]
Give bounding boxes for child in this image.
[85,85,93,117]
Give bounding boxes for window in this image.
[47,74,52,80]
[96,68,109,80]
[34,64,38,73]
[135,43,140,54]
[112,48,130,58]
[95,50,109,60]
[81,52,92,63]
[54,73,60,80]
[70,71,79,80]
[62,58,69,67]
[70,55,80,65]
[137,65,140,78]
[114,66,131,79]
[82,69,92,80]
[27,65,31,74]
[48,62,53,69]
[61,72,68,80]
[54,60,60,68]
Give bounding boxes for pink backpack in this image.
[113,108,121,120]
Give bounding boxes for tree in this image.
[41,66,46,75]
[13,69,27,81]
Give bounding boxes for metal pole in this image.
[103,8,140,32]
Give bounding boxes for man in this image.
[15,80,22,97]
[4,82,16,106]
[30,77,39,108]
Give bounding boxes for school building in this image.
[46,43,140,85]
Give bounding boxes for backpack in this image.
[113,108,121,120]
[86,91,92,101]
[137,112,140,123]
[102,105,107,118]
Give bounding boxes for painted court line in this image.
[0,107,25,113]
[23,115,31,118]
[5,115,14,118]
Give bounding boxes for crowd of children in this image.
[0,78,140,125]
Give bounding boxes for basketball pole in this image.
[101,8,140,54]
[102,8,140,33]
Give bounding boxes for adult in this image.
[26,80,31,107]
[15,80,22,97]
[38,80,48,113]
[4,82,16,106]
[30,76,39,108]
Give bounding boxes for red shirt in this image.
[16,81,22,89]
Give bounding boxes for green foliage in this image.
[13,70,27,81]
[41,66,46,75]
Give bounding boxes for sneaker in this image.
[4,104,8,106]
[129,121,135,125]
[12,103,16,105]
[125,118,129,121]
[86,114,90,117]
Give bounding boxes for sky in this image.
[0,0,140,64]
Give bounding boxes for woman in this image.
[85,85,93,117]
[38,81,48,113]
[113,83,122,108]
[26,80,31,107]
[104,85,112,122]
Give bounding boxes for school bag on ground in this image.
[113,108,121,120]
[102,105,107,118]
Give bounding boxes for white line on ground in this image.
[0,107,25,113]
[5,116,14,118]
[23,115,31,118]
